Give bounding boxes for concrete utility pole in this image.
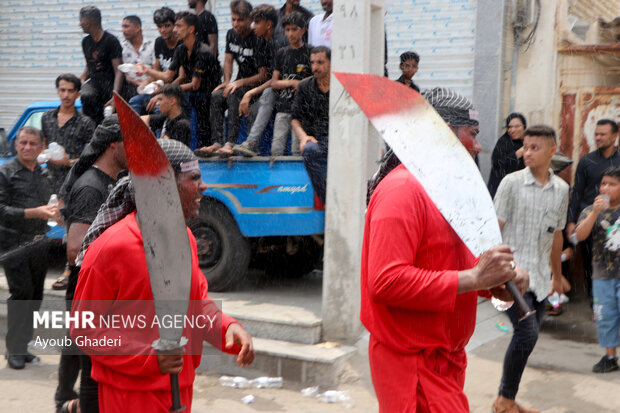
[322,0,385,341]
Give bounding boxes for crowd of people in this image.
[0,1,619,413]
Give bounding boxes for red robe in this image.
[361,165,479,412]
[72,212,239,412]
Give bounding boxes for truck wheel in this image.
[188,200,250,291]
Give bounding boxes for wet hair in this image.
[603,166,620,182]
[524,124,556,145]
[311,46,331,61]
[400,51,419,64]
[250,4,278,27]
[505,112,527,129]
[79,6,101,27]
[17,126,43,143]
[597,118,619,134]
[175,11,199,32]
[231,0,253,18]
[123,15,141,27]
[55,73,81,90]
[281,10,305,29]
[154,7,176,25]
[160,83,184,104]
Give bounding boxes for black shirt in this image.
[169,39,221,93]
[396,75,420,93]
[264,37,277,76]
[0,159,52,236]
[154,36,180,72]
[292,76,330,140]
[41,108,96,190]
[149,113,191,147]
[567,149,620,223]
[273,44,312,113]
[66,167,116,228]
[225,29,269,81]
[82,31,123,84]
[196,10,218,56]
[273,5,314,49]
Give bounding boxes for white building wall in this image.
[0,0,187,129]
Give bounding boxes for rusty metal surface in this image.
[558,43,620,55]
[558,88,620,176]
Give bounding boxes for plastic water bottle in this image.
[569,232,579,246]
[140,79,164,95]
[118,63,134,73]
[240,395,255,404]
[548,292,561,308]
[218,376,250,388]
[491,297,514,312]
[250,376,283,388]
[47,142,65,161]
[47,194,58,227]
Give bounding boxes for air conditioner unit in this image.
[511,0,536,28]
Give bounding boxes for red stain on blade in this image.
[114,92,169,176]
[333,72,424,119]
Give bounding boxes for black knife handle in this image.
[169,373,186,412]
[506,280,536,321]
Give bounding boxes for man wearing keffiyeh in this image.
[361,88,527,412]
[55,114,127,413]
[71,139,254,412]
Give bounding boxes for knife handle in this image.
[505,280,536,321]
[169,373,186,412]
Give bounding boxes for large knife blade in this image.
[114,92,192,411]
[334,73,533,319]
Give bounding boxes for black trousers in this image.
[79,354,99,413]
[210,86,252,146]
[182,92,211,148]
[4,242,48,355]
[54,265,99,412]
[498,291,548,399]
[80,80,113,124]
[55,265,81,409]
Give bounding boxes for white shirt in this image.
[494,167,569,301]
[308,12,333,48]
[121,38,155,82]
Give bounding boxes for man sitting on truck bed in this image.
[291,46,330,204]
[135,11,221,149]
[198,0,270,156]
[141,84,191,146]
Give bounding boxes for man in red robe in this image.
[72,140,253,412]
[362,88,528,412]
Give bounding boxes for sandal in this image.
[194,143,222,158]
[215,143,234,157]
[61,399,79,413]
[52,275,69,291]
[548,305,563,316]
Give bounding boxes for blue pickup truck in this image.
[1,101,325,291]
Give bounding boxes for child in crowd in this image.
[237,11,311,157]
[575,165,620,373]
[201,0,270,156]
[232,4,279,157]
[396,51,420,93]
